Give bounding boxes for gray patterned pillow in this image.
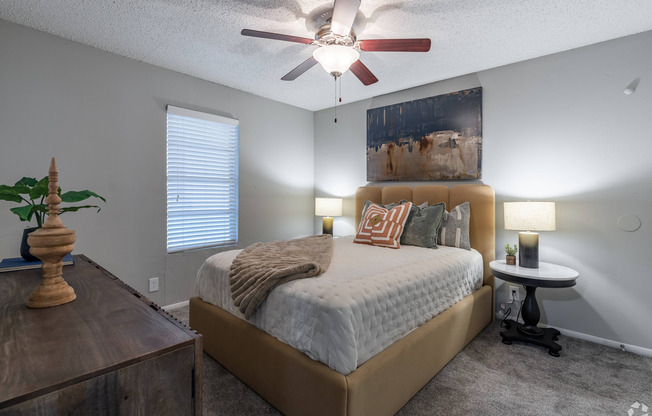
[401,202,445,248]
[438,201,471,250]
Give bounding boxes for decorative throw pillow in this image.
[361,200,427,221]
[354,202,413,249]
[401,202,446,248]
[438,201,471,250]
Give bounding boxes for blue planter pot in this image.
[20,227,40,262]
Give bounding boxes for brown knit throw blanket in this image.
[230,234,333,319]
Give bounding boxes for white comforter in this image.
[196,236,483,375]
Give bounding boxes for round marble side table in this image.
[490,260,579,357]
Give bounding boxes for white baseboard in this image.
[162,300,189,311]
[551,325,652,358]
[494,312,652,358]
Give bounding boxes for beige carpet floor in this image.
[169,305,652,415]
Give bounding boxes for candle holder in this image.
[26,157,76,308]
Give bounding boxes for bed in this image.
[189,184,495,416]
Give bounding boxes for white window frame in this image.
[166,105,239,253]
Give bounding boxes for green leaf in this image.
[60,190,106,204]
[14,184,31,194]
[10,205,35,222]
[9,204,47,226]
[29,177,49,200]
[32,204,47,226]
[0,182,31,195]
[32,204,48,213]
[15,177,38,187]
[59,205,102,214]
[0,185,17,193]
[0,193,23,203]
[0,186,23,203]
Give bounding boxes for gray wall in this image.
[0,20,315,305]
[315,32,652,352]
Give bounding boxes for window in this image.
[166,105,238,253]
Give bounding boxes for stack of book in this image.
[0,254,74,273]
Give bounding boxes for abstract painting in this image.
[366,87,482,181]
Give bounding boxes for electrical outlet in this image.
[149,277,159,293]
[508,285,520,302]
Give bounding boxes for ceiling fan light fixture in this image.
[313,45,360,77]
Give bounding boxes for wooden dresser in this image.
[0,255,202,415]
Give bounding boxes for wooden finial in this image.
[43,157,64,229]
[26,157,76,308]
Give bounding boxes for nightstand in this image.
[490,260,579,357]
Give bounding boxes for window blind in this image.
[166,105,239,253]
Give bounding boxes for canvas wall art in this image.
[366,87,482,181]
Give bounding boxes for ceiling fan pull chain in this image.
[339,75,342,103]
[334,75,338,123]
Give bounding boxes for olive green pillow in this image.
[400,202,446,248]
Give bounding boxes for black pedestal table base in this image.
[500,319,562,357]
[490,260,579,358]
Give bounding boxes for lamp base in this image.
[518,231,539,268]
[322,217,333,236]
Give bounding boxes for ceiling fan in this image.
[241,0,431,86]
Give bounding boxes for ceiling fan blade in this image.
[349,60,378,86]
[359,38,431,52]
[331,0,361,36]
[241,29,313,45]
[281,56,319,81]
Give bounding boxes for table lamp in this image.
[315,198,342,236]
[504,201,556,269]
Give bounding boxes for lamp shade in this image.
[315,198,343,217]
[504,202,556,231]
[313,45,360,76]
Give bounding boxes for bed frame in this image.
[190,184,495,416]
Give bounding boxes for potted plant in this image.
[0,176,105,261]
[504,243,518,265]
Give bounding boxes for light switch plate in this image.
[149,277,159,292]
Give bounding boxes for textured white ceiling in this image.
[1,0,651,111]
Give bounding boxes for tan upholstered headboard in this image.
[355,184,495,288]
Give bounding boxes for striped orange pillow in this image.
[354,202,413,249]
